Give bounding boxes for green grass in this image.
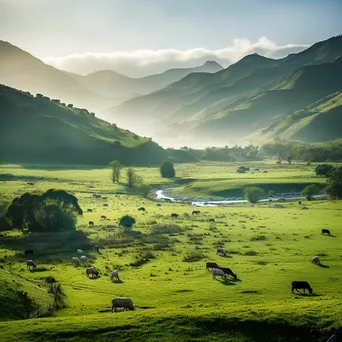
[0,162,341,341]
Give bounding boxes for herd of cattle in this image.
[22,200,335,313]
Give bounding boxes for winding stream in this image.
[155,189,326,207]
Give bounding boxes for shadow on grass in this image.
[323,234,337,238]
[30,267,49,273]
[241,290,260,294]
[317,263,330,268]
[215,278,237,286]
[293,292,323,297]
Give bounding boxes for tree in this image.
[109,160,122,183]
[160,161,176,178]
[315,164,335,177]
[136,184,151,198]
[325,166,342,199]
[126,168,142,188]
[244,187,265,203]
[119,215,136,232]
[301,184,320,201]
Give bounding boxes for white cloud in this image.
[44,37,308,77]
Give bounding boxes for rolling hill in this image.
[0,85,166,165]
[73,61,223,101]
[109,35,342,145]
[0,41,121,112]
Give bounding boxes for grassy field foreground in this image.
[0,163,341,341]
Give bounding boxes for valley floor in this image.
[0,162,341,341]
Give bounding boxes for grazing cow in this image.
[218,267,237,280]
[27,182,34,186]
[322,229,331,235]
[263,170,268,173]
[311,256,320,265]
[192,210,200,215]
[298,201,302,205]
[103,204,108,207]
[89,221,94,226]
[206,262,219,271]
[87,209,93,212]
[24,250,34,256]
[212,268,227,281]
[156,204,161,207]
[80,255,88,265]
[95,195,102,199]
[209,218,215,222]
[291,281,313,295]
[138,207,145,211]
[101,215,107,219]
[86,267,99,278]
[92,194,97,198]
[77,249,83,255]
[171,213,179,219]
[255,169,260,172]
[72,257,80,266]
[111,298,135,312]
[26,260,36,270]
[216,247,225,255]
[110,269,120,281]
[94,245,100,253]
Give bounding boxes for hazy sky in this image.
[1,0,341,76]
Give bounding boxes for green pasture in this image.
[0,162,341,341]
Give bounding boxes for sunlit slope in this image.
[0,85,166,165]
[0,268,52,320]
[110,35,342,144]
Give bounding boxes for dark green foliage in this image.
[67,104,73,108]
[151,224,183,235]
[325,167,342,199]
[119,215,136,231]
[48,283,67,310]
[136,184,151,198]
[244,187,265,203]
[4,189,82,232]
[130,250,155,267]
[160,160,176,178]
[0,85,166,166]
[301,184,320,200]
[315,164,335,177]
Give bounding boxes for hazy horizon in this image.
[1,0,341,77]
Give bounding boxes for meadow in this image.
[0,162,341,341]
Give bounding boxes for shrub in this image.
[325,166,342,199]
[160,161,176,178]
[119,215,136,232]
[183,251,205,262]
[244,187,265,203]
[151,224,183,235]
[301,184,320,200]
[315,164,335,177]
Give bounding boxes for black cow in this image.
[24,250,34,256]
[219,267,237,280]
[87,209,93,212]
[291,281,313,295]
[209,218,215,222]
[27,182,34,186]
[192,210,201,215]
[103,204,108,207]
[156,204,161,207]
[89,221,94,226]
[171,213,179,219]
[322,229,331,235]
[298,201,302,205]
[138,207,145,211]
[206,262,219,271]
[101,215,107,219]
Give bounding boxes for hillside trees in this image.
[126,168,142,188]
[160,161,176,178]
[109,160,122,183]
[325,167,342,199]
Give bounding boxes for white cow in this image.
[77,249,83,255]
[212,268,227,280]
[110,269,120,281]
[312,256,320,265]
[80,255,88,265]
[72,257,80,266]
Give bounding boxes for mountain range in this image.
[109,35,342,146]
[0,40,222,115]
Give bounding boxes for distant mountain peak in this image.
[203,60,223,68]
